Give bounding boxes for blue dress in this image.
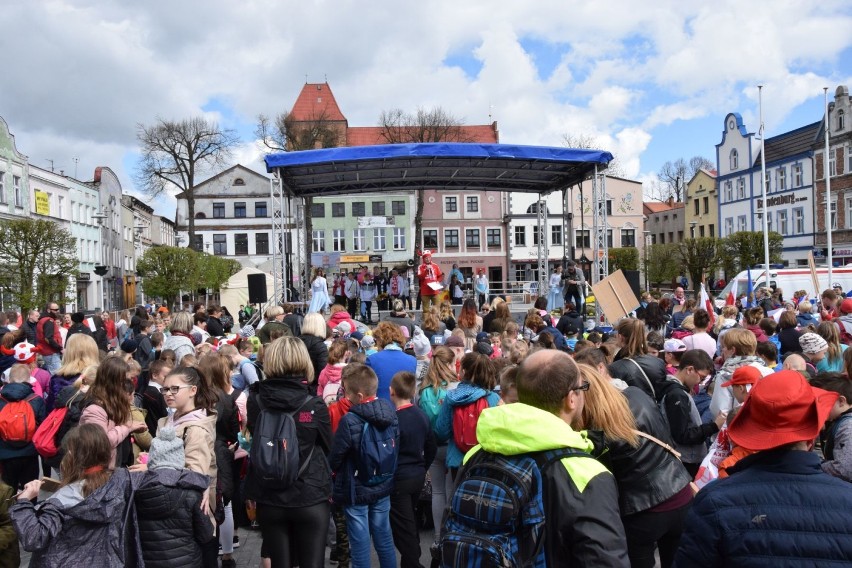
[308,276,330,313]
[546,273,564,312]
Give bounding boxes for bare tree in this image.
[562,133,625,178]
[377,107,474,254]
[650,156,714,202]
[136,117,239,244]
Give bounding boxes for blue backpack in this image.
[438,447,586,568]
[356,420,398,487]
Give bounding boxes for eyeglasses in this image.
[159,385,194,395]
[570,380,590,392]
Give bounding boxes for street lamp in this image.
[643,230,651,291]
[689,221,698,239]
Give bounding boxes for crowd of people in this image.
[0,271,851,568]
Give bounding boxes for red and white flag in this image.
[701,282,716,328]
[725,278,737,306]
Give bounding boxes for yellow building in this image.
[684,168,718,239]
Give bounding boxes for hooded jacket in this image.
[745,324,768,343]
[608,354,667,402]
[658,377,717,464]
[327,310,357,331]
[434,381,501,468]
[0,382,46,459]
[46,372,81,412]
[328,397,399,506]
[298,334,328,383]
[0,482,20,568]
[162,333,194,366]
[10,468,144,568]
[675,449,852,567]
[709,356,773,417]
[160,409,218,497]
[472,403,629,567]
[317,363,344,398]
[135,468,213,567]
[256,320,293,345]
[556,310,583,337]
[244,377,332,508]
[795,312,818,328]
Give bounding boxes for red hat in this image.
[12,342,40,364]
[728,370,838,451]
[721,365,762,388]
[840,298,852,314]
[422,249,432,257]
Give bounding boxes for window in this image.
[709,224,715,237]
[830,200,838,230]
[331,203,345,217]
[58,196,64,219]
[393,227,406,250]
[621,229,636,247]
[575,230,590,249]
[373,228,386,250]
[551,225,562,246]
[736,178,745,199]
[606,200,612,216]
[392,200,405,215]
[793,208,804,234]
[487,228,501,247]
[234,202,246,218]
[606,229,613,248]
[13,176,22,208]
[737,216,746,232]
[848,146,852,174]
[213,234,227,255]
[332,229,346,252]
[466,196,479,213]
[233,178,245,186]
[445,229,459,248]
[445,196,458,213]
[311,203,325,217]
[777,168,786,191]
[423,229,438,249]
[466,229,480,248]
[766,212,773,233]
[703,197,709,214]
[829,150,837,177]
[0,172,5,203]
[777,210,788,235]
[699,225,705,238]
[234,233,248,255]
[847,196,852,229]
[514,226,526,246]
[191,235,203,251]
[353,229,366,251]
[724,181,733,202]
[352,202,365,216]
[255,201,268,217]
[730,149,738,170]
[371,201,385,216]
[694,200,700,215]
[213,202,225,218]
[312,230,326,252]
[838,109,846,131]
[532,226,543,246]
[793,165,802,187]
[255,233,269,255]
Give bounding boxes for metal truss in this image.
[591,168,608,285]
[536,195,549,297]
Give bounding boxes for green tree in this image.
[136,246,200,308]
[720,231,783,273]
[0,218,78,310]
[609,247,639,273]
[644,243,680,287]
[676,237,720,295]
[197,253,241,294]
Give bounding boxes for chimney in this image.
[666,196,674,207]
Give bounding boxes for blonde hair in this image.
[126,359,142,377]
[265,305,284,320]
[797,300,812,314]
[721,327,757,356]
[714,305,739,334]
[576,363,639,447]
[420,346,456,392]
[422,307,441,333]
[263,336,314,383]
[73,364,100,390]
[439,301,454,321]
[302,312,327,338]
[170,311,193,334]
[817,321,842,362]
[8,364,31,384]
[56,334,101,377]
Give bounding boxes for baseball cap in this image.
[476,331,490,343]
[664,338,687,353]
[721,365,762,388]
[445,335,465,348]
[430,334,445,346]
[840,298,852,314]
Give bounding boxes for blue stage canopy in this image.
[264,143,612,197]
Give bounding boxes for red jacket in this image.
[36,317,62,355]
[327,310,356,331]
[328,397,353,433]
[417,262,443,296]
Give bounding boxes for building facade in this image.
[643,199,686,244]
[0,116,30,221]
[151,215,176,247]
[716,113,819,267]
[66,176,102,310]
[684,168,718,239]
[91,167,126,311]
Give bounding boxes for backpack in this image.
[356,419,398,487]
[249,395,313,490]
[418,385,447,431]
[322,380,342,405]
[0,393,39,447]
[37,391,87,465]
[837,320,852,347]
[670,329,693,341]
[438,447,586,568]
[452,397,490,454]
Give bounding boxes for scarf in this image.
[171,330,200,346]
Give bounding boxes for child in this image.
[756,341,782,372]
[498,364,519,404]
[318,339,349,404]
[489,332,503,359]
[810,374,852,482]
[10,424,144,566]
[124,378,152,464]
[759,318,781,354]
[799,332,828,374]
[142,359,171,435]
[646,331,664,358]
[150,331,165,360]
[328,363,399,568]
[388,371,436,568]
[663,338,687,376]
[360,335,377,357]
[563,323,580,352]
[0,364,46,490]
[135,426,214,567]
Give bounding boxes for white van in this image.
[714,265,852,309]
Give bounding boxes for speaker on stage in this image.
[247,274,268,304]
[624,270,641,300]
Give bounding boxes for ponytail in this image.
[168,365,218,412]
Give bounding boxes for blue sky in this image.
[1,0,850,218]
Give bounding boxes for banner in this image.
[34,190,50,215]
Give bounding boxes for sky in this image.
[1,0,850,220]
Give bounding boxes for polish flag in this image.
[725,279,737,306]
[701,282,716,328]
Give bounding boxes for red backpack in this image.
[452,397,489,454]
[33,406,68,458]
[0,394,39,447]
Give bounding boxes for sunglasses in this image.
[160,385,194,395]
[570,380,590,392]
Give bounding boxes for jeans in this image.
[621,502,691,568]
[257,501,330,568]
[390,474,426,568]
[345,496,396,568]
[360,301,374,322]
[347,297,358,318]
[43,353,61,375]
[564,289,584,316]
[428,445,452,542]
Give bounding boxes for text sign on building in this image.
[357,216,395,228]
[34,190,50,216]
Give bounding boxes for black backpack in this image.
[249,395,313,490]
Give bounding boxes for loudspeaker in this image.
[624,270,641,300]
[247,274,268,304]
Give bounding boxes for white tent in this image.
[219,266,274,320]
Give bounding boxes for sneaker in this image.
[329,548,339,565]
[218,544,223,556]
[221,558,236,568]
[233,535,240,549]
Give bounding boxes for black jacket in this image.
[135,468,213,568]
[283,313,303,337]
[206,317,224,338]
[778,327,802,356]
[298,334,328,382]
[659,378,719,448]
[213,389,240,502]
[589,386,692,516]
[244,377,332,508]
[556,311,584,336]
[609,354,667,401]
[141,385,168,436]
[65,323,93,346]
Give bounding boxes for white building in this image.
[67,176,102,310]
[0,116,30,222]
[151,215,176,247]
[716,113,820,267]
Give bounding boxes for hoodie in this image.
[328,397,399,506]
[796,312,818,328]
[709,355,773,417]
[317,363,344,399]
[434,381,501,468]
[327,310,357,331]
[472,403,629,567]
[745,324,768,343]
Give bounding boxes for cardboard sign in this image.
[807,251,820,297]
[591,270,640,323]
